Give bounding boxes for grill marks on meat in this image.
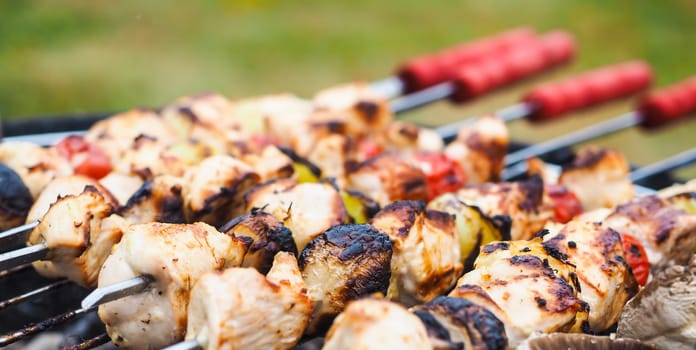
[27,186,119,288]
[455,175,553,240]
[454,239,589,347]
[412,296,508,350]
[322,298,432,350]
[370,200,463,306]
[444,115,509,184]
[97,222,249,349]
[120,175,185,224]
[185,253,312,350]
[221,210,298,274]
[604,194,696,271]
[245,179,347,252]
[542,220,638,332]
[183,155,261,228]
[347,153,428,207]
[559,147,634,210]
[299,224,393,334]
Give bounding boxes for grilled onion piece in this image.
[370,200,462,306]
[323,298,432,350]
[185,252,312,350]
[98,222,249,349]
[299,224,392,334]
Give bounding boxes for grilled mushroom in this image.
[220,210,298,274]
[617,254,696,350]
[322,298,432,350]
[185,252,312,350]
[370,200,463,306]
[0,163,34,231]
[299,224,393,334]
[98,222,249,349]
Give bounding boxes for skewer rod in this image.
[369,76,406,100]
[504,111,642,166]
[0,279,70,311]
[0,243,48,271]
[0,220,39,249]
[389,82,456,114]
[81,275,153,309]
[630,148,696,182]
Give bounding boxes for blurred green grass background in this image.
[1,0,695,178]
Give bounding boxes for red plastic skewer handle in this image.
[397,27,537,92]
[524,60,653,122]
[448,30,575,102]
[639,75,696,128]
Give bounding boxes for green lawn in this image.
[1,0,695,177]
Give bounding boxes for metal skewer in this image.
[630,147,696,182]
[502,75,696,178]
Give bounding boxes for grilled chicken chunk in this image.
[412,296,508,350]
[299,224,393,334]
[603,194,696,270]
[245,179,347,251]
[617,254,696,350]
[241,145,295,182]
[185,252,312,350]
[322,298,432,350]
[119,175,185,224]
[455,239,589,346]
[370,200,463,306]
[311,82,391,137]
[85,108,179,165]
[444,115,508,184]
[26,175,117,279]
[98,172,144,206]
[347,153,428,206]
[98,222,249,349]
[559,147,634,210]
[220,210,298,274]
[379,121,444,153]
[27,186,121,287]
[115,136,212,178]
[182,155,261,228]
[0,141,73,198]
[455,175,553,240]
[543,220,639,331]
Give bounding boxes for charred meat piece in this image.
[617,254,696,350]
[370,200,463,306]
[220,210,298,274]
[559,147,634,210]
[322,298,432,350]
[185,252,312,350]
[347,153,427,206]
[444,115,508,184]
[543,220,639,332]
[98,222,249,349]
[241,145,295,182]
[455,175,554,240]
[603,194,696,270]
[120,175,185,224]
[115,136,212,178]
[98,172,144,206]
[245,178,347,251]
[412,296,508,350]
[183,155,261,228]
[299,224,392,334]
[456,238,589,346]
[27,186,120,288]
[379,121,444,153]
[0,163,34,231]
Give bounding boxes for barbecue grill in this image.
[1,29,695,350]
